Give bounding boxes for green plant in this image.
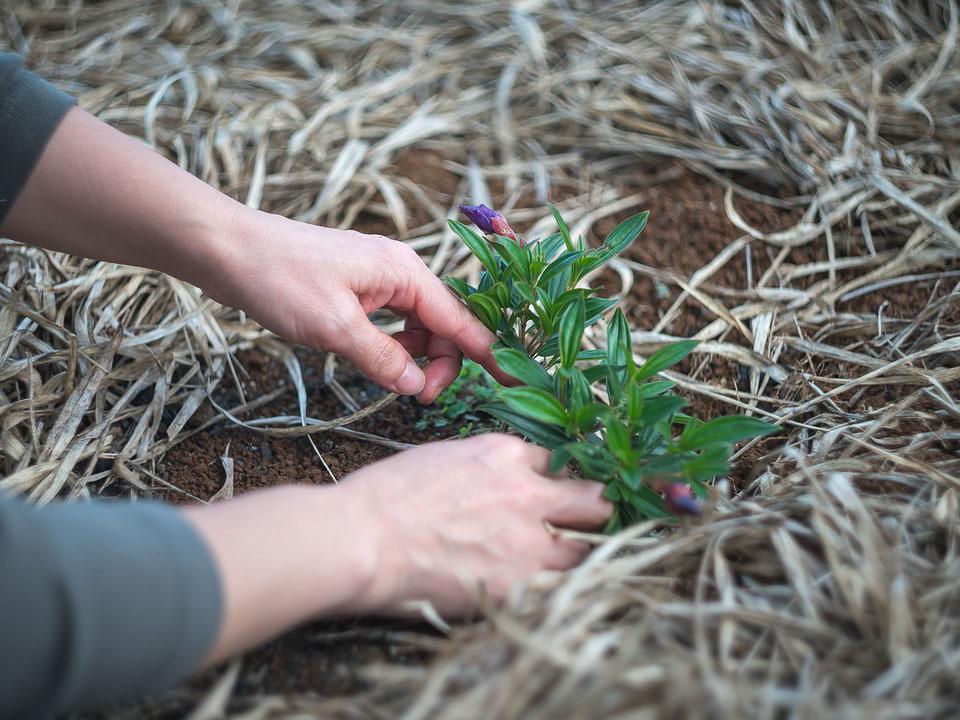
[447,204,778,531]
[415,360,498,437]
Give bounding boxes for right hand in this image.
[337,433,612,615]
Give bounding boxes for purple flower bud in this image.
[459,204,499,235]
[460,204,519,244]
[661,483,700,516]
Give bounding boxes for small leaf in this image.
[634,340,699,381]
[563,441,619,480]
[618,463,642,490]
[640,380,678,397]
[491,236,530,281]
[500,386,569,426]
[638,453,685,478]
[602,415,632,462]
[681,445,730,483]
[680,415,779,450]
[638,395,688,428]
[607,308,632,369]
[558,298,585,369]
[557,367,592,410]
[548,203,576,252]
[481,403,571,448]
[466,293,501,332]
[549,446,572,475]
[538,251,583,289]
[449,219,499,278]
[444,276,474,301]
[603,210,649,256]
[584,297,618,326]
[492,348,553,392]
[490,282,511,309]
[537,232,566,260]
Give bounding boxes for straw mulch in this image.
[2,1,959,718]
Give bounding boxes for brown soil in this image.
[158,157,954,703]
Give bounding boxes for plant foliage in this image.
[446,204,778,531]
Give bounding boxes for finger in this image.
[387,264,512,383]
[396,317,464,404]
[541,535,592,571]
[393,327,430,358]
[418,353,461,404]
[540,479,613,530]
[523,443,553,476]
[332,303,425,396]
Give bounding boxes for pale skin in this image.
[2,107,612,668]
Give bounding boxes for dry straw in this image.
[1,0,958,718]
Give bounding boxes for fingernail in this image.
[395,362,425,395]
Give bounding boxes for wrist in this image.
[316,481,394,615]
[164,192,251,297]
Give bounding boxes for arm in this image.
[1,72,504,402]
[1,436,610,716]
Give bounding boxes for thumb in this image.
[333,309,425,396]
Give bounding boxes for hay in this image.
[1,0,958,718]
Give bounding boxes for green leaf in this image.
[512,280,538,305]
[557,367,592,410]
[444,276,474,301]
[626,382,644,424]
[603,210,649,256]
[602,415,632,462]
[548,203,576,252]
[449,219,499,278]
[500,386,570,427]
[491,236,530,281]
[466,293,501,332]
[549,445,573,475]
[634,340,699,381]
[558,298,585,369]
[679,415,779,450]
[618,463,642,490]
[681,445,730,483]
[573,401,610,433]
[583,364,610,384]
[640,380,678,397]
[606,308,632,369]
[638,395,688,428]
[538,250,583,289]
[490,282,511,309]
[584,297,618,326]
[538,232,566,260]
[481,403,571,448]
[638,453,685,478]
[492,348,553,392]
[562,441,619,480]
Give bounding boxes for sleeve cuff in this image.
[0,53,76,224]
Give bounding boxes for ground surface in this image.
[6,3,958,718]
[143,159,951,709]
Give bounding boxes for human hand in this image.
[335,434,613,615]
[206,207,504,402]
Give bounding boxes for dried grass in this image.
[1,1,958,718]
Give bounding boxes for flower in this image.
[460,203,519,243]
[660,482,700,516]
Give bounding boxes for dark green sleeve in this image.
[0,52,76,224]
[0,496,223,718]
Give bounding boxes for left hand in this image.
[204,207,503,402]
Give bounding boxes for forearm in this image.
[182,484,380,666]
[1,106,239,291]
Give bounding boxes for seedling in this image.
[415,360,498,437]
[447,204,778,531]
